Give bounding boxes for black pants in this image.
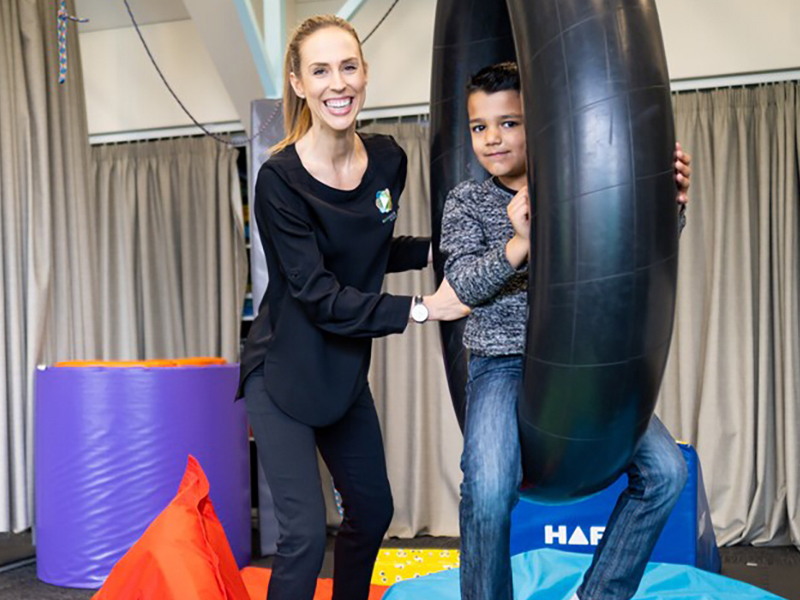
[244,370,393,600]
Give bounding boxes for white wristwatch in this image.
[411,295,429,323]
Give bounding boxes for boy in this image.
[440,62,692,600]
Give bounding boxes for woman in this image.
[238,15,468,600]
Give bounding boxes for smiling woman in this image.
[270,16,366,156]
[290,37,365,121]
[236,14,469,600]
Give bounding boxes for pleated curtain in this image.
[361,123,464,537]
[0,0,97,532]
[0,0,247,532]
[659,83,800,547]
[90,138,248,363]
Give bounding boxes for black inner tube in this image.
[430,0,679,502]
[429,0,517,431]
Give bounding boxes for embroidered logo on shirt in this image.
[375,189,393,214]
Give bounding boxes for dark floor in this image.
[0,531,797,599]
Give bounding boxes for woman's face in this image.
[290,27,368,134]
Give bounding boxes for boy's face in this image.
[467,90,527,182]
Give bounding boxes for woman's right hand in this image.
[424,278,471,322]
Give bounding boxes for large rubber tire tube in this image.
[430,0,679,502]
[429,0,517,431]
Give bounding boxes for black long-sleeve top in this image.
[238,134,430,426]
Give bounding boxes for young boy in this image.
[440,62,692,600]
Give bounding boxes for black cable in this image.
[362,0,402,44]
[121,0,404,145]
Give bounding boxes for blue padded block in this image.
[510,443,720,572]
[383,549,781,600]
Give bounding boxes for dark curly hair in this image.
[466,62,520,97]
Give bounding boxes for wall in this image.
[294,0,436,110]
[295,0,800,108]
[80,0,800,134]
[80,20,238,135]
[659,0,800,80]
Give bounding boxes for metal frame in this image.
[263,0,287,94]
[337,0,370,21]
[88,121,244,146]
[232,0,280,97]
[670,68,800,92]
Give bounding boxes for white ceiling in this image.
[74,0,191,32]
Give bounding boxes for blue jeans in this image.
[459,354,688,600]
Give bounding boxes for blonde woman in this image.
[238,15,468,600]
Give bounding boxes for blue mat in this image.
[510,444,720,573]
[382,549,785,600]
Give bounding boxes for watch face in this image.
[412,303,428,322]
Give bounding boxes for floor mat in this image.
[241,567,387,600]
[372,548,460,585]
[382,548,788,600]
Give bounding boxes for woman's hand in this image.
[506,186,531,269]
[423,278,470,322]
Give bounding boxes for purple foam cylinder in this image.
[35,364,250,588]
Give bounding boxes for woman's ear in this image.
[289,72,305,99]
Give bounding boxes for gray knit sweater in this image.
[441,178,527,356]
[441,178,687,357]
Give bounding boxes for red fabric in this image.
[92,456,249,600]
[240,567,388,600]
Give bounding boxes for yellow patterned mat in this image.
[372,548,461,585]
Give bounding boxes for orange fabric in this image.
[92,456,249,600]
[55,360,177,367]
[172,357,228,366]
[55,358,227,368]
[240,567,388,600]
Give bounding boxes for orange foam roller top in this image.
[171,357,227,366]
[54,357,227,368]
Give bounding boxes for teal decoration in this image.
[383,549,784,600]
[57,0,88,85]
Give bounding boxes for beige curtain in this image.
[91,138,248,363]
[659,83,800,547]
[0,1,246,533]
[0,0,97,532]
[360,123,464,537]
